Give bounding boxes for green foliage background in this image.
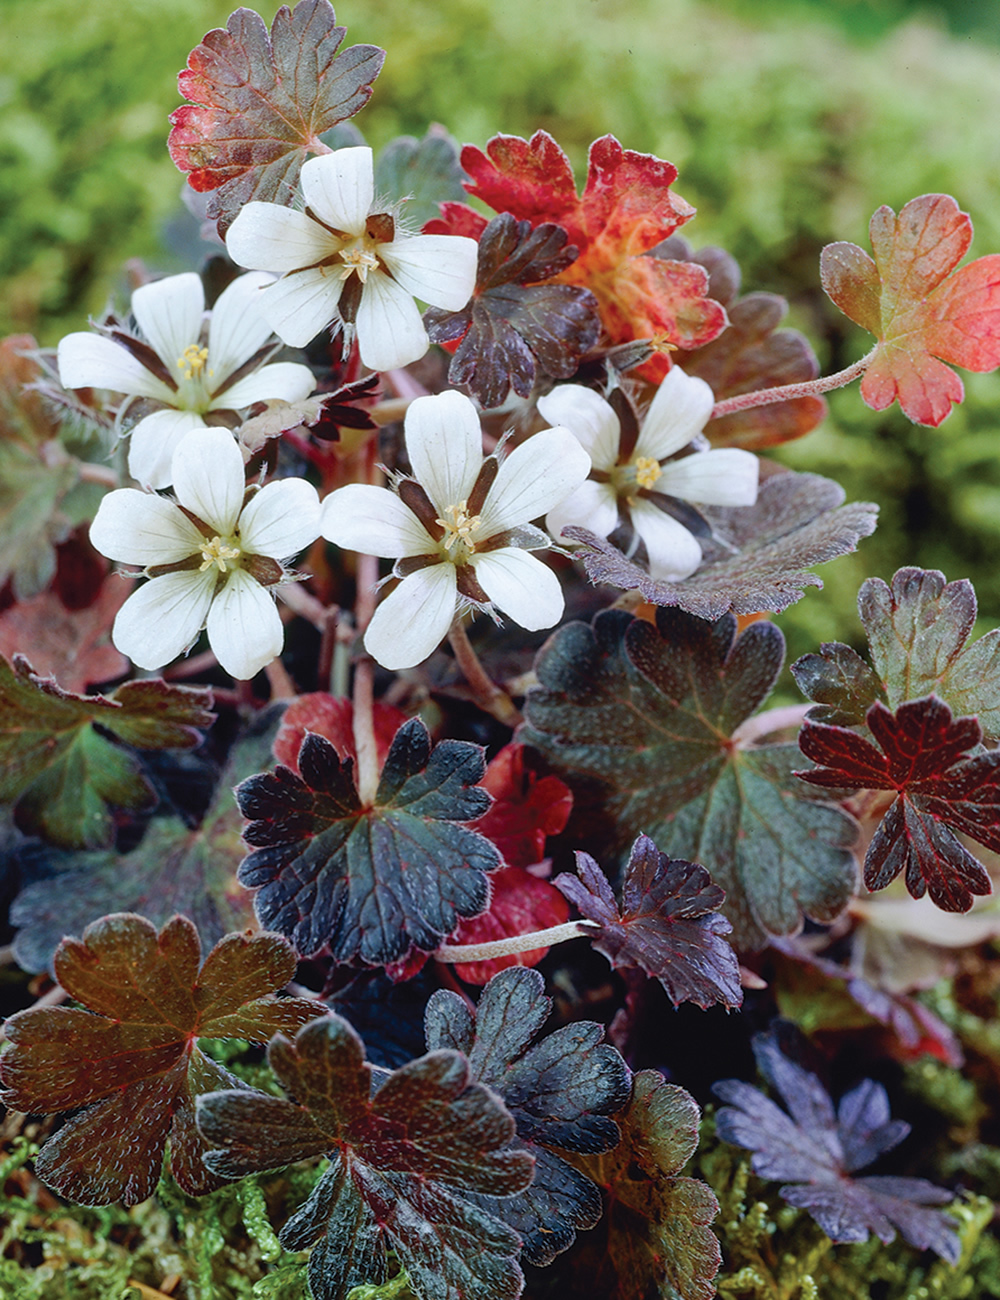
[4,0,1000,650]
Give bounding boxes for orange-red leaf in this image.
[821,194,1000,426]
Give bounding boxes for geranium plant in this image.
[3,2,1000,1297]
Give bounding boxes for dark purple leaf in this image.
[714,1029,960,1261]
[556,834,742,1009]
[425,965,631,1267]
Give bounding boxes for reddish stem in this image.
[709,348,876,421]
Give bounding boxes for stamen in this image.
[198,536,242,573]
[634,456,662,490]
[338,247,380,282]
[177,344,210,381]
[435,501,483,552]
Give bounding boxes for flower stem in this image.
[731,703,812,747]
[435,920,598,964]
[709,348,877,421]
[352,439,382,806]
[447,617,522,727]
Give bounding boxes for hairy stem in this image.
[731,703,812,747]
[447,617,522,727]
[709,348,877,421]
[352,439,382,806]
[436,920,598,964]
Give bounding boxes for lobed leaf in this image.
[556,834,742,1010]
[374,125,467,228]
[522,606,859,949]
[821,194,1000,426]
[714,1028,960,1261]
[425,965,631,1267]
[168,0,385,233]
[197,1014,533,1300]
[237,717,500,965]
[567,469,878,619]
[0,913,319,1204]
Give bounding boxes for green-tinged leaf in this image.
[0,336,81,600]
[565,1070,721,1300]
[791,641,888,726]
[9,709,279,974]
[521,608,858,948]
[374,126,467,228]
[425,965,631,1267]
[196,1015,533,1300]
[0,655,214,848]
[0,913,320,1205]
[237,718,499,965]
[566,470,878,619]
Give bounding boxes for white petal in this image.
[57,333,175,403]
[226,203,338,273]
[221,361,316,410]
[637,366,715,460]
[378,234,478,310]
[472,549,564,630]
[479,428,591,535]
[536,385,621,471]
[404,390,484,514]
[171,427,246,534]
[300,148,374,236]
[90,488,204,565]
[132,273,205,377]
[364,566,457,670]
[112,569,216,670]
[255,269,342,348]
[238,478,321,558]
[208,271,279,381]
[631,499,703,581]
[127,409,207,490]
[354,271,428,371]
[657,448,760,506]
[321,484,434,558]
[545,479,620,542]
[206,569,284,680]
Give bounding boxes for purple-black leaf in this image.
[237,717,499,964]
[714,1029,960,1262]
[425,965,631,1268]
[196,1014,533,1300]
[556,834,742,1009]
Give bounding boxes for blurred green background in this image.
[3,0,1000,658]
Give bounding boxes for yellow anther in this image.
[198,536,242,573]
[338,246,380,282]
[435,501,483,552]
[633,456,662,490]
[177,344,210,380]
[650,333,680,354]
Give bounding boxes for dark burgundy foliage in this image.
[556,835,742,1010]
[424,966,631,1267]
[424,213,601,409]
[714,1029,960,1261]
[236,718,500,964]
[310,374,380,440]
[798,696,999,911]
[197,1014,533,1300]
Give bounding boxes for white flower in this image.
[58,271,316,491]
[225,146,478,372]
[89,427,321,680]
[320,390,591,670]
[538,368,759,582]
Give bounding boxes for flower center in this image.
[177,344,212,382]
[633,456,662,490]
[198,535,242,573]
[436,501,484,556]
[338,246,380,282]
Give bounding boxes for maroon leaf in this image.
[556,834,742,1010]
[196,1014,533,1300]
[425,213,601,409]
[168,0,385,233]
[798,696,998,911]
[714,1028,960,1261]
[471,742,573,870]
[0,914,320,1205]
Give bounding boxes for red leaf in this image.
[472,742,573,868]
[797,696,999,911]
[821,194,1000,426]
[168,0,384,233]
[272,692,408,774]
[435,131,726,379]
[446,867,570,985]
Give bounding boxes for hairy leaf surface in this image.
[375,125,467,228]
[425,965,631,1267]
